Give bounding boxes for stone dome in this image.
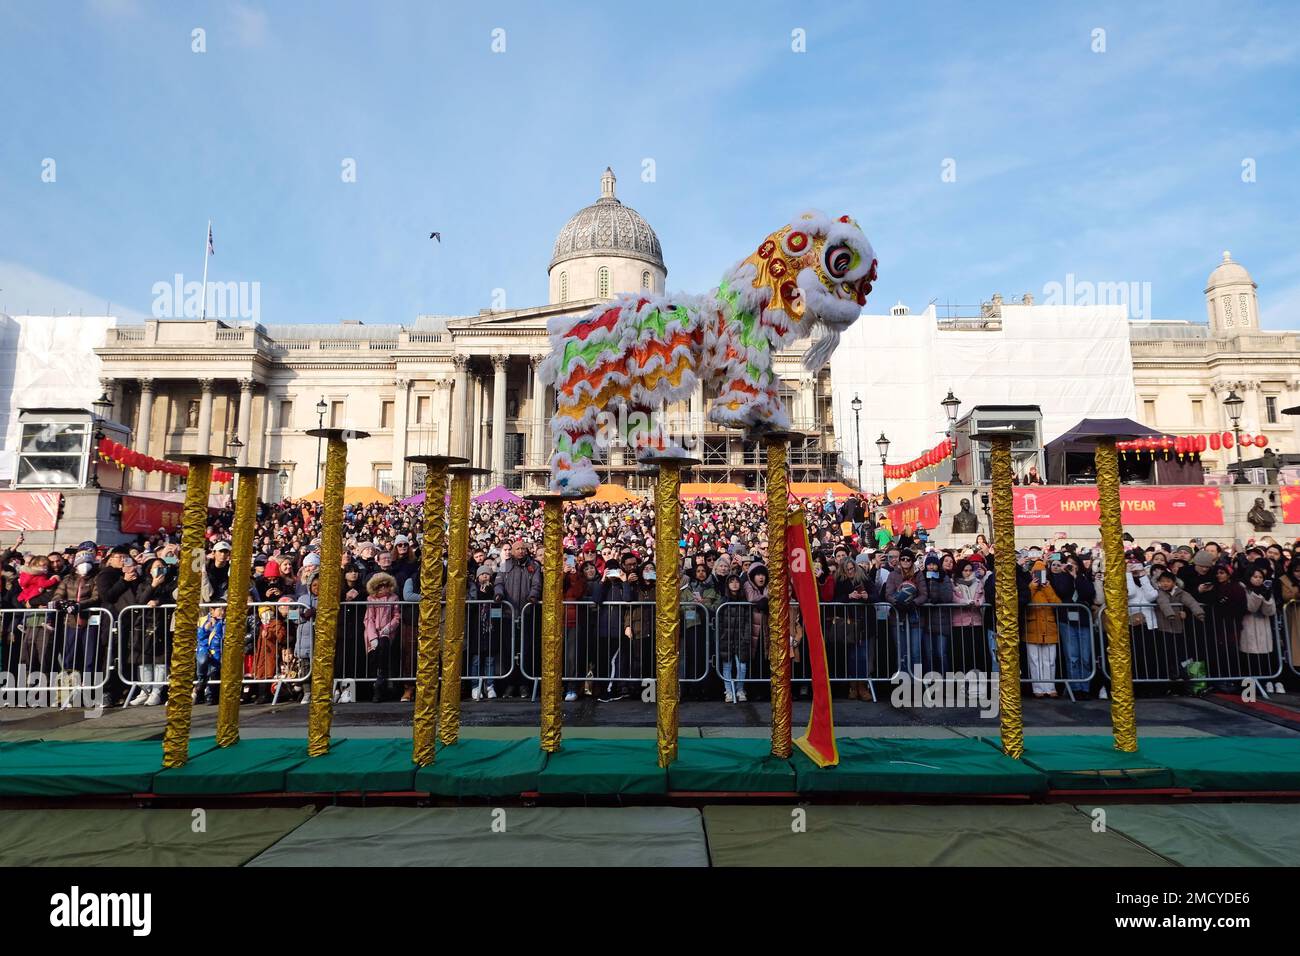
[1205,250,1255,291]
[550,168,665,272]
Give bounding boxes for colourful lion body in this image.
[540,211,876,492]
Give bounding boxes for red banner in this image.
[0,491,61,532]
[1013,486,1224,526]
[120,496,187,534]
[884,492,942,532]
[1282,487,1300,524]
[787,509,837,767]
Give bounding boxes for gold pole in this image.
[412,463,449,766]
[539,498,565,752]
[161,460,215,768]
[437,469,473,745]
[766,436,791,759]
[654,462,683,767]
[1096,438,1137,752]
[307,439,348,757]
[990,438,1025,759]
[215,470,260,747]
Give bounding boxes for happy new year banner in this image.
[1013,486,1224,526]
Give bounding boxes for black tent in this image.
[1044,417,1203,485]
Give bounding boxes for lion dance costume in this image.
[539,210,877,491]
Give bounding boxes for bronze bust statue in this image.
[1247,497,1276,532]
[951,497,979,534]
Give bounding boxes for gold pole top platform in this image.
[635,452,701,470]
[404,454,469,467]
[306,428,371,441]
[523,490,597,503]
[167,453,237,467]
[742,427,803,444]
[226,465,280,476]
[449,466,492,477]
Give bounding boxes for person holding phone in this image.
[1025,559,1062,698]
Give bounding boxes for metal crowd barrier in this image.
[0,605,114,708]
[519,600,711,685]
[116,600,309,705]
[334,599,516,700]
[1286,600,1299,680]
[1099,601,1284,690]
[715,600,1098,700]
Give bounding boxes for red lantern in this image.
[1195,434,1207,453]
[1209,433,1221,451]
[1254,434,1268,448]
[1222,432,1234,449]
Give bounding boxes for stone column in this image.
[196,378,215,456]
[800,375,817,427]
[136,378,155,491]
[530,354,548,467]
[452,355,470,459]
[689,381,704,435]
[468,371,482,469]
[491,354,509,486]
[392,378,411,493]
[236,378,255,465]
[434,378,455,455]
[98,378,120,424]
[1242,381,1261,437]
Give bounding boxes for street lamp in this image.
[941,389,961,484]
[850,394,863,491]
[89,393,113,489]
[228,435,243,459]
[278,468,290,501]
[875,431,890,501]
[1223,389,1245,469]
[315,397,328,487]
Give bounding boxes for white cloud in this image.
[0,261,148,322]
[231,4,269,48]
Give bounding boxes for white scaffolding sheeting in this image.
[0,315,116,480]
[829,304,1136,492]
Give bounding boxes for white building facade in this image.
[91,169,839,499]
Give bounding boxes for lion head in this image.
[722,211,876,372]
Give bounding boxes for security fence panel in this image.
[1,605,114,708]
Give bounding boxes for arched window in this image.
[641,271,651,290]
[559,271,568,302]
[598,267,610,298]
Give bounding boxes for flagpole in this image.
[199,219,211,321]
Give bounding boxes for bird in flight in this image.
[429,232,441,242]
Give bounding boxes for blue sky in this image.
[2,0,1297,328]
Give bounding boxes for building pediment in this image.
[447,297,606,330]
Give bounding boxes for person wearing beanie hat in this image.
[1179,548,1218,599]
[916,550,954,674]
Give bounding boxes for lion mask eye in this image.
[824,243,855,279]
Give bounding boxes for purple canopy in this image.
[475,485,523,504]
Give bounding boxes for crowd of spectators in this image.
[2,492,1297,709]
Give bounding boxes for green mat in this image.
[794,737,1048,795]
[1139,737,1300,792]
[416,738,548,797]
[150,738,315,795]
[1096,803,1300,866]
[703,804,1172,867]
[668,737,796,792]
[246,806,709,866]
[0,807,315,866]
[283,738,417,793]
[0,739,216,796]
[987,735,1176,790]
[537,738,666,795]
